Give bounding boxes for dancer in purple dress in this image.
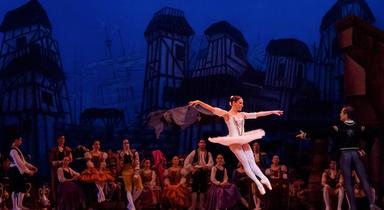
[206,154,241,210]
[57,156,86,210]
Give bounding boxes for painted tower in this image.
[264,38,314,118]
[0,0,71,175]
[314,0,375,104]
[191,21,250,78]
[141,7,194,116]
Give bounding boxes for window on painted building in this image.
[278,63,286,80]
[342,3,359,17]
[41,90,53,106]
[175,44,185,61]
[234,44,244,59]
[16,36,27,49]
[297,64,304,78]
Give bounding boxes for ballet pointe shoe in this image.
[260,177,272,190]
[255,182,266,195]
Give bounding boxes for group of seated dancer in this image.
[321,159,378,210]
[1,136,381,210]
[0,95,381,210]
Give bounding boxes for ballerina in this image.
[189,95,283,194]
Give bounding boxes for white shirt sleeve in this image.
[10,149,30,174]
[223,168,229,184]
[207,152,214,167]
[183,150,196,170]
[57,168,67,183]
[210,167,220,185]
[243,112,258,119]
[134,152,140,170]
[69,167,80,177]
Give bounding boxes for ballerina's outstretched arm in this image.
[188,100,215,112]
[189,100,228,118]
[243,110,283,119]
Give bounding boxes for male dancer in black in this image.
[297,106,380,210]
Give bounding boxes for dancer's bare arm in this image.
[256,110,283,118]
[243,110,283,119]
[188,100,215,112]
[189,100,228,119]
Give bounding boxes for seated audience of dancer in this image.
[79,140,114,204]
[56,156,86,210]
[265,155,289,210]
[139,159,160,209]
[321,160,344,210]
[163,156,190,210]
[206,154,240,210]
[232,162,254,209]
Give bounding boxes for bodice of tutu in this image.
[63,169,73,179]
[325,169,341,188]
[167,168,181,185]
[215,167,225,182]
[141,170,153,184]
[84,151,107,169]
[123,153,132,164]
[225,114,245,137]
[91,156,102,168]
[268,166,286,180]
[209,108,264,146]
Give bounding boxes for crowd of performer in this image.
[0,136,379,210]
[0,98,382,210]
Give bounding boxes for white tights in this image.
[229,144,269,194]
[95,182,106,203]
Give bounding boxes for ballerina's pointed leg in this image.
[242,144,272,190]
[229,144,266,195]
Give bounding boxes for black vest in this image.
[192,149,209,165]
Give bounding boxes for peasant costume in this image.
[120,150,143,210]
[120,150,143,192]
[139,169,160,208]
[79,151,114,203]
[206,166,240,210]
[162,167,190,209]
[57,167,86,210]
[78,151,114,183]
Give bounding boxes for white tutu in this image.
[208,129,265,146]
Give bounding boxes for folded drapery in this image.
[146,105,215,139]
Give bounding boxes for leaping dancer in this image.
[189,95,283,194]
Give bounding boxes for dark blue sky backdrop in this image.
[1,0,384,72]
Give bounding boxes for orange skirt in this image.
[163,185,190,208]
[79,168,115,183]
